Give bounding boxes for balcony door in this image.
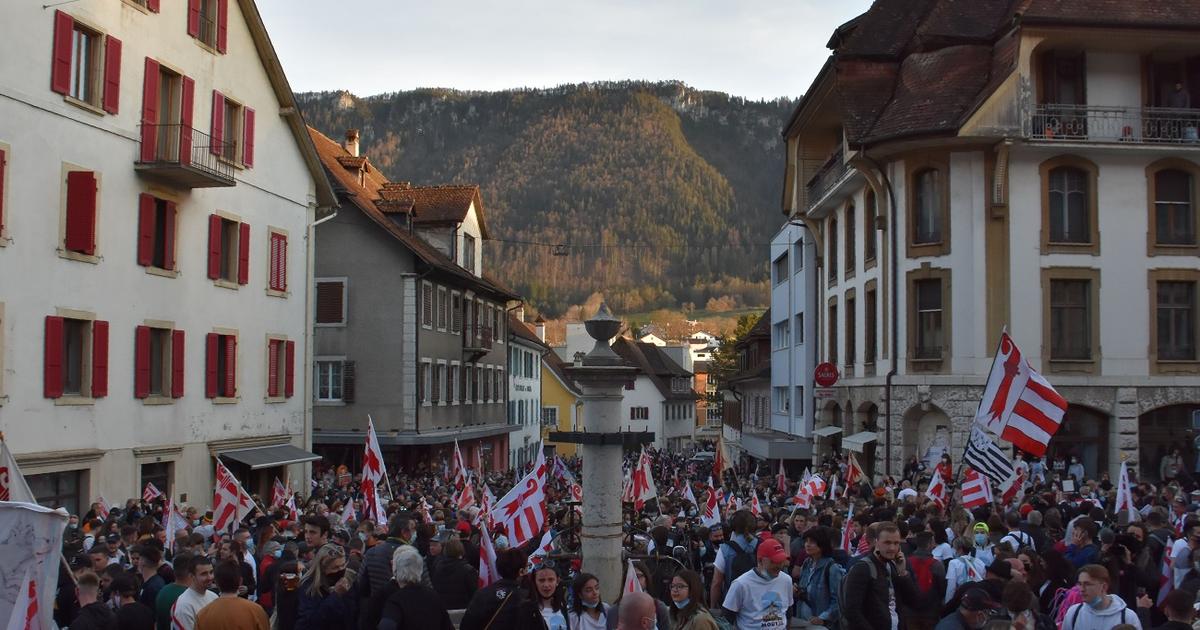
[156,67,181,161]
[1148,58,1200,108]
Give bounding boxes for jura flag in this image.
[623,559,644,594]
[1116,460,1138,522]
[749,491,763,517]
[362,417,389,524]
[478,524,499,588]
[630,448,658,510]
[142,482,163,503]
[213,460,252,532]
[491,449,548,547]
[845,452,865,487]
[684,483,699,507]
[925,472,948,507]
[0,438,34,503]
[961,468,992,509]
[570,483,583,503]
[776,460,787,495]
[975,333,1067,456]
[452,440,468,489]
[700,478,721,528]
[95,496,110,521]
[457,480,477,512]
[9,568,38,630]
[271,477,288,509]
[840,502,855,553]
[529,530,556,567]
[0,503,68,630]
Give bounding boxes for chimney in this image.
[515,306,526,323]
[535,314,546,342]
[344,129,360,157]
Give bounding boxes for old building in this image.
[541,339,583,458]
[0,0,336,510]
[783,0,1200,479]
[508,313,544,469]
[308,128,519,474]
[611,338,699,451]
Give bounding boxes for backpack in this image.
[1051,585,1082,629]
[908,555,939,606]
[838,556,879,628]
[721,539,757,600]
[1066,601,1127,630]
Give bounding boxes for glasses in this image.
[669,583,688,591]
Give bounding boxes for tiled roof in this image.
[307,127,517,301]
[862,44,995,143]
[509,313,548,349]
[612,338,698,402]
[541,350,582,397]
[401,185,491,239]
[1019,0,1200,28]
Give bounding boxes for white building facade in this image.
[0,0,334,511]
[769,223,820,443]
[508,322,543,470]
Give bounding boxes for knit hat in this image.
[1019,503,1034,518]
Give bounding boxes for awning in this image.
[842,431,878,453]
[812,425,843,438]
[220,444,321,469]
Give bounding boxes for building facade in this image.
[0,0,335,510]
[508,314,544,470]
[612,338,698,451]
[784,0,1200,480]
[308,128,519,475]
[541,347,583,458]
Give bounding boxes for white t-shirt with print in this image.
[722,569,793,630]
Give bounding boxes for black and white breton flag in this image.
[964,425,1015,486]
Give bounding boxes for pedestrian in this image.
[933,587,997,630]
[1152,588,1195,630]
[528,562,569,630]
[720,537,793,628]
[460,548,532,630]
[615,591,656,630]
[795,527,844,628]
[609,561,670,630]
[667,569,718,630]
[194,560,271,630]
[296,542,357,629]
[431,535,478,609]
[377,546,455,630]
[1060,564,1141,630]
[568,573,611,630]
[170,555,217,630]
[70,571,117,630]
[841,522,918,630]
[112,573,156,630]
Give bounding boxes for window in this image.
[134,325,184,399]
[138,60,194,165]
[205,332,236,399]
[793,386,805,418]
[1039,156,1099,253]
[421,282,433,328]
[845,202,856,276]
[864,189,877,263]
[542,407,558,427]
[315,280,345,324]
[865,287,878,365]
[140,463,171,506]
[772,252,789,286]
[211,92,248,163]
[774,386,789,414]
[1039,51,1086,106]
[137,194,177,271]
[27,470,82,516]
[907,268,951,370]
[207,214,248,285]
[63,170,98,257]
[1049,280,1092,360]
[188,0,228,53]
[483,366,492,402]
[462,233,476,271]
[793,238,804,272]
[44,314,108,400]
[266,338,295,399]
[827,218,838,283]
[314,360,343,401]
[794,313,804,345]
[461,364,470,403]
[845,295,857,369]
[268,231,288,293]
[914,279,944,360]
[495,368,503,403]
[51,12,121,114]
[418,361,430,404]
[451,292,462,333]
[1148,161,1200,253]
[913,169,942,245]
[773,320,789,349]
[437,287,448,331]
[433,363,443,404]
[474,365,482,402]
[448,363,458,405]
[629,407,649,420]
[828,301,838,366]
[1155,275,1198,364]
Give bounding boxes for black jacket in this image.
[431,557,479,610]
[842,553,918,630]
[378,584,456,630]
[71,602,118,630]
[459,579,536,630]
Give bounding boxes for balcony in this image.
[1026,104,1200,146]
[136,124,235,188]
[804,148,850,211]
[463,325,493,361]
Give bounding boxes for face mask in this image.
[974,533,987,546]
[358,533,368,543]
[1086,595,1104,609]
[326,570,346,584]
[582,600,600,609]
[674,598,690,609]
[193,520,201,527]
[273,549,283,559]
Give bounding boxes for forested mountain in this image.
[298,81,795,317]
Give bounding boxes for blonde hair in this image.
[302,543,346,598]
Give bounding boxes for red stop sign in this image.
[814,362,840,388]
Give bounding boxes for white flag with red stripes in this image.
[623,559,644,594]
[457,479,477,512]
[776,460,787,494]
[975,333,1067,456]
[452,440,468,489]
[94,496,111,521]
[213,460,252,532]
[630,448,657,511]
[925,472,948,507]
[491,448,548,547]
[362,417,389,523]
[0,437,35,503]
[961,468,992,509]
[271,477,288,509]
[749,491,763,517]
[840,502,856,552]
[142,482,163,503]
[845,452,865,487]
[478,524,499,588]
[700,478,721,528]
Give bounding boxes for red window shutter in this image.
[207,214,222,279]
[91,320,109,398]
[242,107,255,167]
[187,0,200,38]
[279,234,288,291]
[216,0,228,53]
[171,330,185,398]
[134,325,151,398]
[163,201,177,270]
[204,333,219,398]
[51,11,74,95]
[140,58,160,162]
[284,340,295,398]
[179,76,195,166]
[100,36,122,115]
[269,233,287,291]
[224,335,236,397]
[0,149,6,235]
[137,193,155,266]
[44,316,65,398]
[237,222,250,285]
[147,0,160,12]
[210,91,224,156]
[64,171,97,255]
[267,339,279,397]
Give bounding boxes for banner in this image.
[0,502,68,630]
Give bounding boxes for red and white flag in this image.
[452,440,468,489]
[805,475,827,499]
[491,449,548,547]
[1115,460,1138,522]
[749,491,763,517]
[271,477,288,509]
[285,493,298,521]
[213,460,252,532]
[961,468,992,509]
[10,567,39,630]
[975,333,1067,456]
[700,478,721,528]
[713,437,732,485]
[340,499,355,525]
[570,483,583,503]
[0,436,35,503]
[683,483,699,508]
[362,417,389,524]
[142,482,163,503]
[417,497,434,524]
[776,460,787,495]
[478,524,499,588]
[845,452,865,487]
[95,496,111,521]
[528,530,556,567]
[623,559,644,594]
[163,500,189,551]
[457,479,477,512]
[793,468,812,509]
[630,448,658,511]
[925,472,948,507]
[1000,469,1025,507]
[840,503,855,553]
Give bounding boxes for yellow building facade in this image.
[541,353,583,458]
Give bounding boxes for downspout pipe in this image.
[862,154,899,477]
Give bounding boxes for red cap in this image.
[456,521,471,534]
[1019,503,1034,517]
[757,538,788,564]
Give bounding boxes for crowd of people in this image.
[45,442,1200,630]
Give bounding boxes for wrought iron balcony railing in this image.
[1028,104,1200,145]
[136,124,235,188]
[805,148,848,210]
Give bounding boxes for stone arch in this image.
[856,401,880,477]
[817,400,843,454]
[902,404,951,469]
[1139,403,1200,481]
[1047,404,1110,481]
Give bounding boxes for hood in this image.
[1087,595,1131,617]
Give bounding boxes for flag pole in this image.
[368,414,396,500]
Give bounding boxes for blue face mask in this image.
[674,598,690,609]
[582,600,600,610]
[974,533,987,546]
[273,549,282,558]
[1086,595,1105,609]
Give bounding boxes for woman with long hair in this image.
[795,528,844,628]
[528,562,568,630]
[295,543,357,629]
[567,573,609,630]
[667,570,717,630]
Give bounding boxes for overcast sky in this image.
[258,0,872,101]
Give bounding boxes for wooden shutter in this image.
[51,11,74,95]
[242,107,255,167]
[171,330,185,398]
[267,339,279,397]
[315,282,343,323]
[44,316,65,398]
[187,0,201,38]
[224,335,236,397]
[163,201,176,270]
[91,320,109,398]
[210,91,224,156]
[179,76,195,166]
[64,171,97,255]
[284,340,295,398]
[137,193,155,266]
[342,360,355,402]
[237,222,250,285]
[0,149,6,235]
[134,325,151,398]
[140,58,160,162]
[204,332,218,397]
[207,214,222,279]
[268,233,280,291]
[102,36,121,115]
[147,0,159,12]
[216,0,228,53]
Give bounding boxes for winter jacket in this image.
[70,602,118,630]
[1066,542,1100,570]
[459,579,530,630]
[1061,595,1142,630]
[841,553,918,630]
[668,605,719,630]
[377,583,456,630]
[431,557,479,610]
[797,556,845,626]
[295,578,358,630]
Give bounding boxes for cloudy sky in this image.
[258,0,872,101]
